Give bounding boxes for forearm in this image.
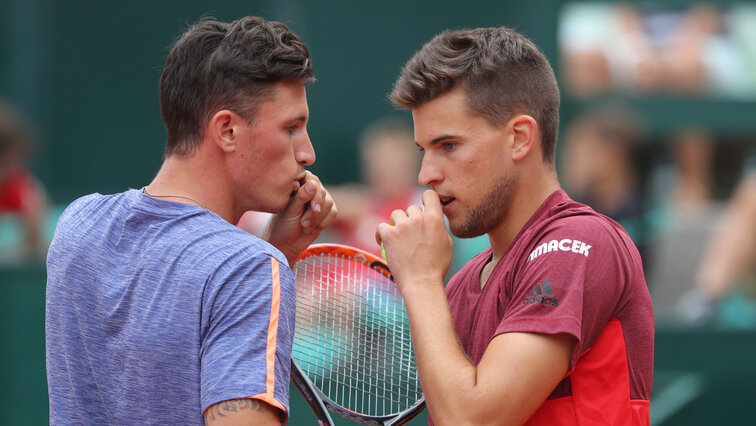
[697,176,756,298]
[260,228,298,267]
[697,216,754,298]
[404,285,571,426]
[273,243,302,269]
[402,283,489,425]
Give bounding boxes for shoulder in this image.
[192,225,293,302]
[53,191,133,242]
[59,192,110,218]
[534,198,631,245]
[522,204,639,269]
[201,225,289,271]
[543,212,619,241]
[522,191,621,247]
[59,190,137,222]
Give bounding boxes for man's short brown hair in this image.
[160,16,314,157]
[391,27,560,164]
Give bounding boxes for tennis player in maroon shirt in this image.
[376,27,654,425]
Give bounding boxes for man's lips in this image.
[291,175,306,196]
[438,195,455,208]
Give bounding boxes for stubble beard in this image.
[451,172,518,239]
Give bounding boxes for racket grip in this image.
[290,360,334,426]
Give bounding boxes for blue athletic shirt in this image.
[46,189,296,425]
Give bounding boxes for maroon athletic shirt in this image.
[439,190,653,425]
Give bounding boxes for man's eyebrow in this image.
[430,134,458,145]
[416,134,459,148]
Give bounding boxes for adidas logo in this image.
[522,280,559,306]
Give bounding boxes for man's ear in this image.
[209,109,239,153]
[508,114,538,162]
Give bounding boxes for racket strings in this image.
[292,252,422,417]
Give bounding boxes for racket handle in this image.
[290,360,334,426]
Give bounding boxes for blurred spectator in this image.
[560,104,653,270]
[326,183,371,249]
[0,98,47,259]
[559,2,750,97]
[326,117,422,255]
[359,117,423,232]
[668,129,715,213]
[559,3,645,94]
[647,128,717,221]
[677,169,756,326]
[646,129,724,316]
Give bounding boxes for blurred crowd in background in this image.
[559,2,756,98]
[1,1,755,330]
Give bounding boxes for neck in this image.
[487,165,560,262]
[148,147,237,224]
[143,186,207,209]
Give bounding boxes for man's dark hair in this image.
[160,16,314,156]
[391,27,560,164]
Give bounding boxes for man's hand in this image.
[264,171,337,266]
[375,189,453,294]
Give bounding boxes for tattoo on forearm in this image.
[204,398,267,424]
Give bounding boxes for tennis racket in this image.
[290,244,425,425]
